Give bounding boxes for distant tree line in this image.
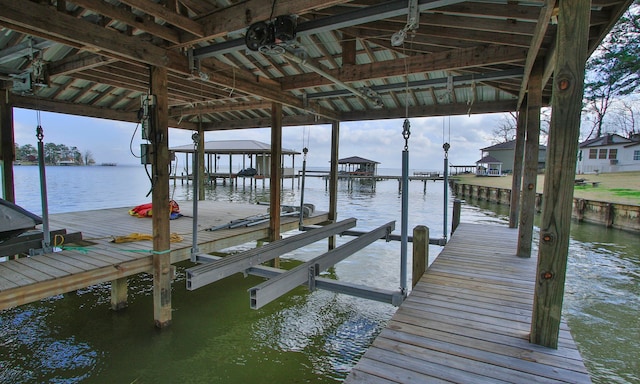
[14,142,95,165]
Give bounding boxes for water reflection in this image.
[3,167,639,383]
[462,197,639,384]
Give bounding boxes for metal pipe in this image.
[400,148,409,295]
[282,51,382,108]
[191,133,199,262]
[443,143,450,242]
[36,134,50,251]
[298,147,308,229]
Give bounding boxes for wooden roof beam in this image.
[280,45,528,90]
[116,0,204,37]
[169,101,273,117]
[11,93,137,122]
[340,100,518,121]
[0,0,339,120]
[200,114,334,131]
[517,0,555,109]
[48,52,116,76]
[70,0,183,44]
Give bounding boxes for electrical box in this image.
[140,94,156,141]
[140,143,152,165]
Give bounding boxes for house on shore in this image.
[480,140,547,173]
[475,155,503,176]
[577,133,640,173]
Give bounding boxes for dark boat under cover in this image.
[0,199,43,243]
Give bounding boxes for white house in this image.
[480,140,547,173]
[475,155,503,176]
[577,133,640,173]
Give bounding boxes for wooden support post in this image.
[531,0,590,348]
[150,66,172,328]
[0,99,16,202]
[451,199,461,235]
[270,103,283,268]
[517,60,543,258]
[509,103,526,228]
[197,122,205,200]
[328,121,340,250]
[412,226,429,288]
[110,277,128,310]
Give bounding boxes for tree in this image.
[583,2,640,139]
[83,150,95,165]
[491,112,517,144]
[610,98,639,138]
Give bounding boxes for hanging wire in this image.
[269,0,278,21]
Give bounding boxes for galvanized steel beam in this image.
[249,221,395,309]
[186,218,357,290]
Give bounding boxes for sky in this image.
[12,108,508,172]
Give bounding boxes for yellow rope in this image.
[111,233,184,244]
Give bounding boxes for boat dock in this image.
[300,171,444,192]
[345,223,591,383]
[0,201,329,310]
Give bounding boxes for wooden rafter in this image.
[70,0,182,44]
[280,45,528,90]
[116,0,204,37]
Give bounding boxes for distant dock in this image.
[301,171,444,192]
[345,223,591,383]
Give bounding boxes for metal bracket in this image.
[249,221,395,309]
[308,264,319,291]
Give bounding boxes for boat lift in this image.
[186,218,405,308]
[185,135,406,307]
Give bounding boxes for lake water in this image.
[1,165,638,383]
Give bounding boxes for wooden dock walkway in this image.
[345,223,591,383]
[0,201,328,310]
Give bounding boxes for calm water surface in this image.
[1,165,638,383]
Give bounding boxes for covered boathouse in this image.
[170,139,301,182]
[0,0,634,382]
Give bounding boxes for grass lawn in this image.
[453,171,640,206]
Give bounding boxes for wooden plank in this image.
[35,254,95,273]
[0,263,36,286]
[13,258,70,279]
[1,259,55,283]
[347,353,452,384]
[345,223,591,383]
[0,273,19,290]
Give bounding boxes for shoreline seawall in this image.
[450,180,640,233]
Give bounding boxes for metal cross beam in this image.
[186,218,357,290]
[194,253,404,307]
[249,221,395,309]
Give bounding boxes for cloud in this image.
[12,108,507,170]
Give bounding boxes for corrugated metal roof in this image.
[0,0,632,132]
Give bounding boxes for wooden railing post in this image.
[412,225,429,288]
